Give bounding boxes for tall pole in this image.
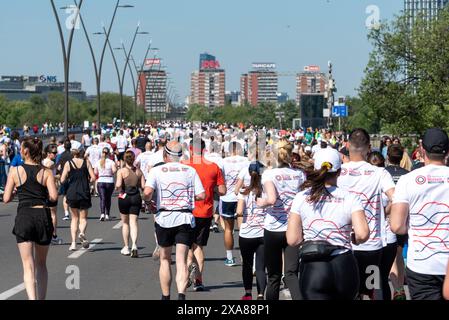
[50,0,84,137]
[76,0,124,130]
[119,24,141,125]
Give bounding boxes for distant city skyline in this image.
[0,1,403,103]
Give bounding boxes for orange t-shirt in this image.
[183,157,225,218]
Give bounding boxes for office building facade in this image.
[0,75,86,101]
[190,53,225,108]
[240,64,278,106]
[296,69,327,106]
[404,0,449,26]
[137,69,168,119]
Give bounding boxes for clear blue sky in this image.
[0,0,403,102]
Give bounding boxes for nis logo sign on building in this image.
[39,75,58,83]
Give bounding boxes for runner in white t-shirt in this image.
[337,129,395,300]
[367,150,398,301]
[135,141,154,180]
[287,148,369,300]
[219,142,250,267]
[391,128,449,300]
[144,141,205,301]
[85,138,102,169]
[116,130,129,168]
[236,161,267,300]
[258,141,306,300]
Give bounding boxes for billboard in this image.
[145,58,161,67]
[201,60,221,69]
[252,63,276,69]
[304,65,320,72]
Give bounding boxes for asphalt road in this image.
[0,195,291,301]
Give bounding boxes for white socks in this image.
[226,250,233,260]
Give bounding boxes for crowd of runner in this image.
[1,122,449,301]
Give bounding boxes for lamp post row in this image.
[50,0,167,133]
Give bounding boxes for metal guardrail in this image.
[10,127,84,139]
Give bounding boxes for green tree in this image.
[359,9,449,135]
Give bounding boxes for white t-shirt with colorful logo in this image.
[262,167,306,232]
[220,155,250,203]
[393,164,449,275]
[146,162,205,228]
[338,161,395,251]
[291,186,364,250]
[238,191,266,239]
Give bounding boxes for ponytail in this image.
[22,137,43,164]
[301,164,339,205]
[242,171,263,198]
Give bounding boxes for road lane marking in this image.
[68,238,103,259]
[113,221,123,229]
[0,283,25,300]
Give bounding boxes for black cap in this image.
[422,128,449,154]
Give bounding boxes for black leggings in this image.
[299,252,360,300]
[97,182,114,215]
[380,242,398,300]
[239,236,266,295]
[264,229,301,300]
[353,249,383,296]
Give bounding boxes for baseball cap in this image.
[313,148,342,173]
[249,161,265,175]
[422,128,449,154]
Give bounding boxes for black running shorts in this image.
[193,217,212,247]
[13,207,54,246]
[155,223,194,248]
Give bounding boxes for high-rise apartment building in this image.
[404,0,449,26]
[190,54,225,107]
[296,66,327,106]
[240,63,278,106]
[137,69,168,119]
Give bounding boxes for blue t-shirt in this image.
[10,154,24,167]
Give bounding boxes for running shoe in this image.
[131,246,139,258]
[393,289,406,300]
[187,263,199,288]
[99,214,105,222]
[105,215,110,221]
[212,224,220,233]
[121,247,130,256]
[51,235,63,245]
[241,295,252,301]
[152,245,160,260]
[69,242,77,251]
[63,214,70,221]
[193,281,205,292]
[257,295,264,300]
[79,234,89,249]
[224,258,237,267]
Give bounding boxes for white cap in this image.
[313,148,341,173]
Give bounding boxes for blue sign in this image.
[39,75,57,83]
[332,105,348,118]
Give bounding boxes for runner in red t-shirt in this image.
[183,138,226,292]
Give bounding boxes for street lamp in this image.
[118,27,149,125]
[50,0,84,137]
[69,0,133,131]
